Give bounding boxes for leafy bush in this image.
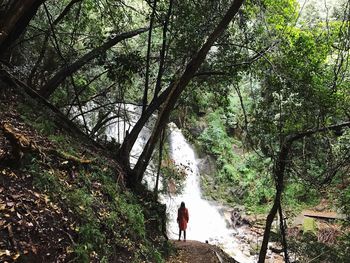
[117,193,146,239]
[288,232,350,263]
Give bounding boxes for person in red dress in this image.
[177,201,189,241]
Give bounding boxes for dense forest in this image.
[0,0,349,262]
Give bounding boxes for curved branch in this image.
[39,26,149,98]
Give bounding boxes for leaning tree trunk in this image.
[142,0,157,113]
[39,27,149,99]
[129,0,246,186]
[153,0,173,98]
[116,84,172,171]
[258,122,350,261]
[278,202,290,262]
[0,0,46,56]
[258,121,350,262]
[258,140,291,263]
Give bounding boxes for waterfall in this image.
[161,124,255,263]
[76,104,257,262]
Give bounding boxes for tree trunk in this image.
[142,0,157,113]
[39,27,149,99]
[117,83,173,172]
[258,121,350,262]
[0,0,46,56]
[27,0,83,86]
[258,140,291,262]
[154,0,173,98]
[131,0,246,185]
[154,127,165,199]
[278,203,290,263]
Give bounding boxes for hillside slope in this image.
[0,73,169,262]
[0,70,240,263]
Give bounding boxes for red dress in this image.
[177,207,189,230]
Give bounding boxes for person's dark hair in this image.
[180,202,185,209]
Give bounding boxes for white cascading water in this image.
[161,124,255,263]
[76,104,257,262]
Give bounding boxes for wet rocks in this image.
[230,208,251,228]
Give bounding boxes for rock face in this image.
[188,119,207,138]
[197,155,217,176]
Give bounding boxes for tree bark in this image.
[154,0,173,98]
[27,0,83,86]
[258,121,350,262]
[39,27,149,99]
[0,0,46,56]
[258,140,291,263]
[130,0,245,185]
[278,203,290,263]
[142,0,157,113]
[116,82,173,171]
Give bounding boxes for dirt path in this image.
[166,240,238,263]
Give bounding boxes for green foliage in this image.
[199,111,236,160]
[28,157,163,262]
[195,109,277,211]
[33,116,56,135]
[75,222,106,262]
[48,134,79,155]
[17,103,57,135]
[117,192,146,239]
[32,167,62,194]
[284,182,319,208]
[67,188,94,217]
[339,185,350,222]
[289,232,350,263]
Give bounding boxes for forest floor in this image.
[0,84,77,261]
[166,240,238,263]
[0,74,165,262]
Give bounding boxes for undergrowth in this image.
[188,109,321,214]
[28,158,166,262]
[14,87,168,263]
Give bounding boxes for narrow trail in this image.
[166,240,238,263]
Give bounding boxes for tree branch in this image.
[39,26,149,98]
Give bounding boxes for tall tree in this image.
[126,0,246,186]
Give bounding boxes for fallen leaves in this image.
[12,252,20,260]
[6,201,14,207]
[0,249,11,257]
[0,249,20,260]
[0,169,74,262]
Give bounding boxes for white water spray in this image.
[161,124,255,263]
